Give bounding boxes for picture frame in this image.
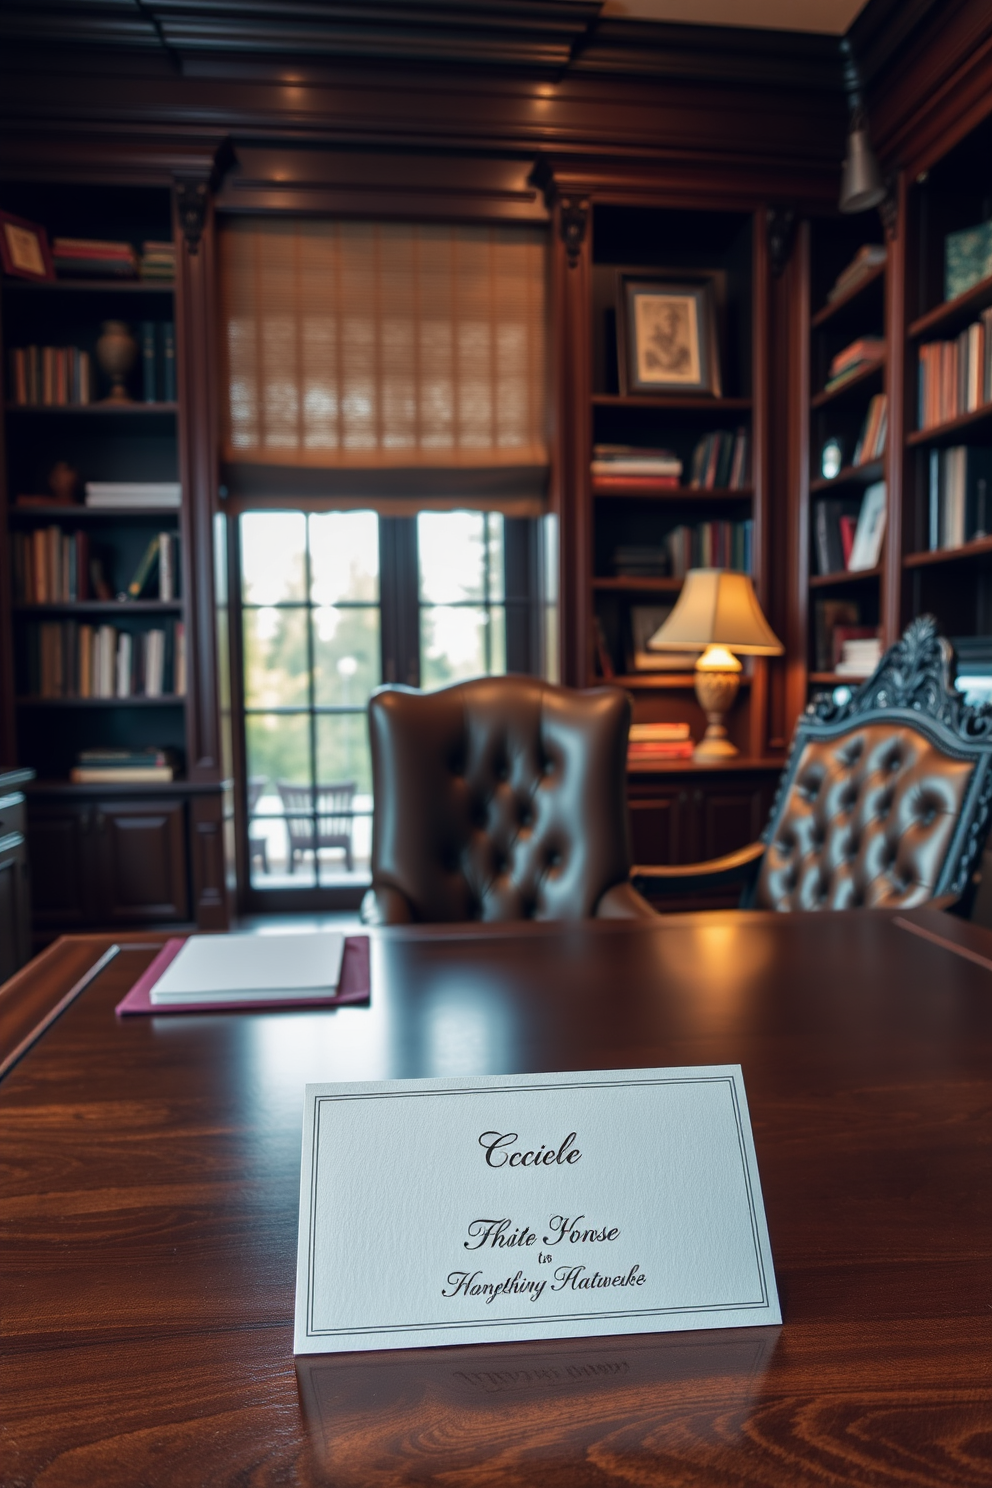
[629,604,700,672]
[848,480,887,571]
[617,274,721,397]
[0,210,54,282]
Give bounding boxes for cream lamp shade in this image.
[648,569,783,760]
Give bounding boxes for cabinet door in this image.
[0,847,30,983]
[627,784,685,866]
[94,800,189,924]
[28,802,95,929]
[691,780,775,862]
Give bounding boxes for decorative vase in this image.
[95,320,137,404]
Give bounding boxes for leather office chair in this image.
[635,616,992,914]
[361,675,656,925]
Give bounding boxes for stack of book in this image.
[928,446,992,550]
[627,722,694,763]
[84,482,181,509]
[591,446,683,491]
[665,520,753,578]
[688,428,750,490]
[824,337,885,393]
[835,634,882,678]
[70,748,178,784]
[852,393,887,465]
[139,241,176,282]
[139,321,177,403]
[826,244,886,304]
[813,599,860,672]
[52,238,138,279]
[953,635,992,707]
[613,545,669,578]
[26,619,186,699]
[12,527,91,602]
[9,346,92,405]
[918,308,992,429]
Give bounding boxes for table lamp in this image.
[647,568,783,760]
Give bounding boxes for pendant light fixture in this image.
[838,37,885,215]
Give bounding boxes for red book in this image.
[592,475,681,492]
[839,513,857,567]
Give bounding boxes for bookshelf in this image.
[587,203,764,752]
[804,216,888,687]
[0,180,224,940]
[899,110,992,652]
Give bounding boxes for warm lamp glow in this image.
[648,570,783,760]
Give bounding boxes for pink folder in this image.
[116,934,370,1015]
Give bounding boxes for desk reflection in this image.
[297,1327,779,1485]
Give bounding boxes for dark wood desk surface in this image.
[2,912,992,1487]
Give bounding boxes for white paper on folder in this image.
[294,1064,781,1354]
[150,930,345,1004]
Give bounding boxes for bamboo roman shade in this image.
[219,218,548,472]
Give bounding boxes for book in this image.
[140,321,157,402]
[70,765,174,783]
[928,446,992,549]
[627,741,695,761]
[126,534,162,598]
[813,499,846,576]
[148,930,347,1006]
[158,533,174,600]
[945,221,992,302]
[85,482,181,508]
[51,238,138,279]
[161,322,176,402]
[826,244,886,303]
[592,474,681,492]
[852,393,887,465]
[848,482,887,571]
[629,723,691,742]
[828,338,886,380]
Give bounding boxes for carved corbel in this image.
[558,196,590,269]
[174,178,209,256]
[766,208,797,277]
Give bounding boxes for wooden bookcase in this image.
[803,215,888,692]
[898,111,992,646]
[0,181,228,941]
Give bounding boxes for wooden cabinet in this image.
[628,761,780,909]
[28,792,189,934]
[0,770,33,982]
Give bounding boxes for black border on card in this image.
[303,1075,772,1341]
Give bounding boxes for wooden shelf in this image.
[16,695,185,707]
[810,460,883,492]
[593,576,683,593]
[607,673,754,690]
[810,264,886,330]
[809,565,883,588]
[1,279,174,295]
[592,394,751,413]
[909,271,992,341]
[906,402,992,446]
[13,601,182,614]
[811,360,885,409]
[9,505,180,521]
[5,402,177,416]
[903,537,992,568]
[593,483,752,500]
[26,779,221,797]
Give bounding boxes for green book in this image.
[126,535,161,598]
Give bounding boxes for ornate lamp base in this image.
[693,645,742,760]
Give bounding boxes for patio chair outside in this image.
[276,780,357,874]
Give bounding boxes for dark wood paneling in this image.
[95,800,188,923]
[190,790,228,931]
[28,802,94,929]
[627,785,683,865]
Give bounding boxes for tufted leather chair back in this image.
[749,617,992,914]
[755,724,974,910]
[364,676,637,923]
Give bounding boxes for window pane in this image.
[243,607,309,709]
[309,510,380,604]
[313,605,381,706]
[315,713,372,885]
[417,511,504,603]
[420,604,506,690]
[240,512,307,604]
[245,713,314,887]
[316,712,373,799]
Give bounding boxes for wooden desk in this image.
[2,912,992,1486]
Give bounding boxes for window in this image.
[239,509,556,901]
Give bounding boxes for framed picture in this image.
[617,274,721,397]
[629,604,700,672]
[848,480,887,571]
[0,211,54,281]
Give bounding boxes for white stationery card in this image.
[294,1066,780,1354]
[150,930,345,1005]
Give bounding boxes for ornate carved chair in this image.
[361,676,656,924]
[635,618,992,915]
